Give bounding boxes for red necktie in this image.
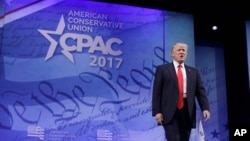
[177,64,184,109]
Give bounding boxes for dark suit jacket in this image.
[152,62,210,128]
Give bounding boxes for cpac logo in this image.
[38,15,123,63]
[234,129,247,136]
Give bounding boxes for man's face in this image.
[171,43,188,64]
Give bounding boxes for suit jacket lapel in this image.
[170,63,178,88]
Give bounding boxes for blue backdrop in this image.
[0,0,227,141]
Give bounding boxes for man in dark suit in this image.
[152,42,210,141]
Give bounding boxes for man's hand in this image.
[203,110,210,121]
[155,113,163,124]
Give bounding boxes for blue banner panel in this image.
[195,43,228,141]
[246,21,250,92]
[0,0,194,141]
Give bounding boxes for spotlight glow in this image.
[212,25,218,30]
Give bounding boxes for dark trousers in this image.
[163,99,192,141]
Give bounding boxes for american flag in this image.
[97,129,113,141]
[27,126,45,140]
[198,120,205,141]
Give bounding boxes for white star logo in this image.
[38,15,74,63]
